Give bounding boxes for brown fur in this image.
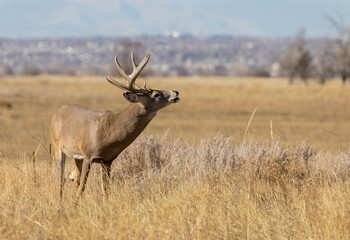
[50,89,179,200]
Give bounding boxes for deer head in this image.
[106,52,179,112]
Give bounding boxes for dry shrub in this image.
[0,134,349,239]
[114,134,325,187]
[114,133,167,179]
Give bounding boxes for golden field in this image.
[0,76,349,239]
[1,75,350,153]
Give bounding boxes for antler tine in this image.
[130,51,137,69]
[106,76,130,92]
[129,52,151,87]
[114,55,129,82]
[107,52,152,94]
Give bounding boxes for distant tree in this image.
[195,67,207,76]
[327,15,350,84]
[46,67,65,75]
[86,65,103,76]
[176,65,189,76]
[67,69,76,76]
[280,29,312,85]
[334,43,350,84]
[22,65,41,76]
[296,49,312,85]
[280,48,298,84]
[250,67,270,77]
[3,65,14,76]
[313,50,335,85]
[214,65,228,76]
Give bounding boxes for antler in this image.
[106,52,151,94]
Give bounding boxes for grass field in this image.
[0,76,349,239]
[1,75,350,154]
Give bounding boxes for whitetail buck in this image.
[50,52,179,200]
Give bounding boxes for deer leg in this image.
[69,159,83,188]
[58,150,66,198]
[100,162,112,197]
[75,158,92,202]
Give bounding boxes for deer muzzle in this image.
[170,90,180,103]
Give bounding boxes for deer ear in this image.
[123,92,139,103]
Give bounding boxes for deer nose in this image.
[173,91,179,96]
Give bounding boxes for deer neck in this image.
[107,103,155,146]
[122,102,156,121]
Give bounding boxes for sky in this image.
[1,0,350,38]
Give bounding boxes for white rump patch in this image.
[66,154,84,160]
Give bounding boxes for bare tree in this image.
[3,65,14,76]
[214,64,228,76]
[334,41,350,84]
[280,30,312,85]
[22,65,41,76]
[280,50,297,84]
[250,67,270,77]
[86,65,103,76]
[296,49,312,85]
[327,15,350,84]
[313,50,335,85]
[195,66,209,76]
[176,65,189,76]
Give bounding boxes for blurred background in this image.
[0,0,350,80]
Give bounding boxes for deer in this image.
[50,52,180,201]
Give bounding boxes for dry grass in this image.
[0,76,350,239]
[1,75,350,155]
[0,134,349,239]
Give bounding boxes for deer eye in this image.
[154,93,160,98]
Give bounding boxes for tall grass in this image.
[0,133,349,239]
